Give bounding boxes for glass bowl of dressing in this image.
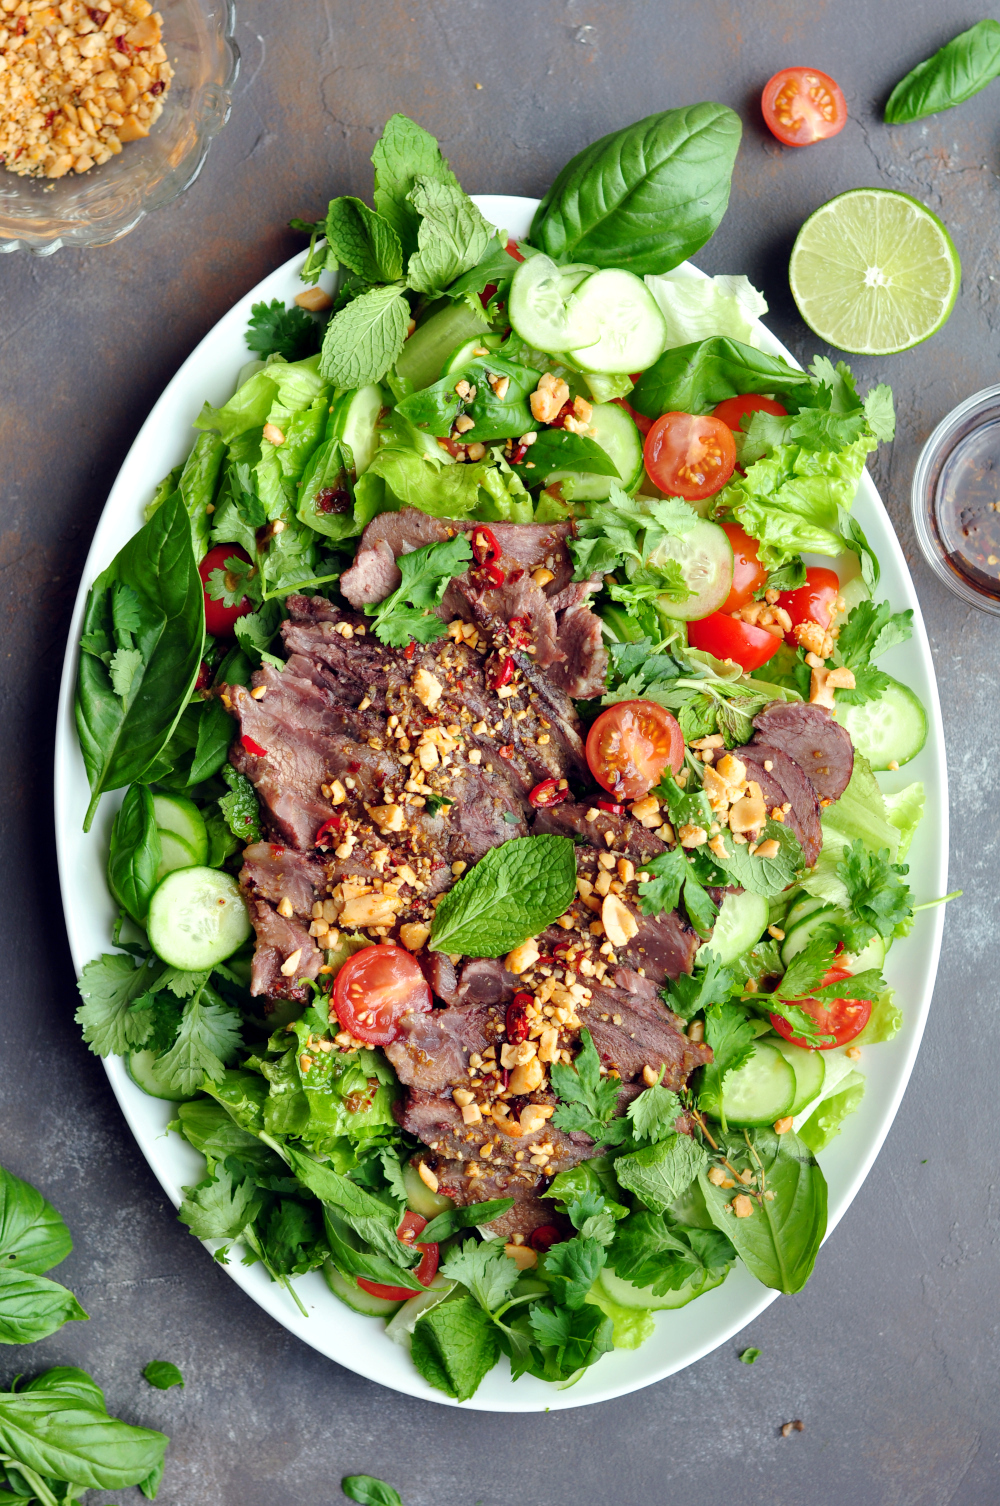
[912,384,1000,616]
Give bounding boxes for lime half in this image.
[789,188,960,355]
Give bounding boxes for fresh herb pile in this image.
[69,107,937,1400]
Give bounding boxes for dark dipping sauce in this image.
[933,419,1000,598]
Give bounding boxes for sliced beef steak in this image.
[747,742,823,866]
[394,1088,592,1173]
[752,701,854,802]
[428,1159,564,1241]
[584,970,712,1086]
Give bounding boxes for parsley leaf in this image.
[440,1238,521,1313]
[663,950,737,1021]
[699,1001,756,1124]
[75,951,164,1057]
[550,1030,625,1143]
[365,532,472,647]
[565,1192,617,1247]
[206,552,261,609]
[178,1164,261,1240]
[838,839,913,943]
[245,300,319,362]
[636,846,718,938]
[614,1134,708,1213]
[155,985,243,1095]
[834,599,914,705]
[542,1236,607,1308]
[219,764,262,844]
[626,1074,682,1144]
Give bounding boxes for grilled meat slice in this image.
[752,701,854,802]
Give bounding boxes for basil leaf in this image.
[342,1475,403,1506]
[23,1368,106,1408]
[0,1391,168,1493]
[396,354,541,442]
[142,1361,184,1392]
[75,494,205,831]
[405,177,494,297]
[698,1128,828,1294]
[319,283,411,390]
[0,1166,72,1276]
[324,196,404,283]
[430,834,578,957]
[106,784,161,925]
[885,20,1000,124]
[372,113,462,262]
[0,1270,88,1345]
[510,427,622,485]
[530,104,742,275]
[631,336,811,419]
[418,1198,515,1244]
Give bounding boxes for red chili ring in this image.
[471,525,502,567]
[528,778,569,809]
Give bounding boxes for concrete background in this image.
[1,1,998,1501]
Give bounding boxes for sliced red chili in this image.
[498,744,515,760]
[241,735,267,757]
[548,400,576,431]
[472,560,506,589]
[471,526,502,566]
[509,442,529,465]
[506,993,532,1044]
[529,1224,561,1253]
[404,641,417,660]
[315,818,341,848]
[597,799,624,815]
[507,615,532,649]
[529,778,569,809]
[507,568,525,584]
[269,845,286,856]
[505,240,525,263]
[490,656,515,690]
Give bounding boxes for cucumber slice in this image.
[153,794,208,864]
[546,401,644,501]
[647,518,734,621]
[403,1160,454,1221]
[564,269,668,374]
[784,894,829,931]
[702,1041,796,1128]
[837,676,928,770]
[395,302,490,390]
[597,602,647,645]
[147,866,251,970]
[830,573,870,628]
[771,1036,826,1116]
[508,253,600,352]
[328,383,384,477]
[844,932,886,973]
[322,1261,401,1318]
[781,905,837,966]
[440,334,502,377]
[126,1050,195,1103]
[155,830,199,884]
[697,890,769,966]
[599,1265,729,1312]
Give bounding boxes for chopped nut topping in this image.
[774,1116,794,1134]
[399,922,431,952]
[506,939,541,975]
[601,892,639,948]
[810,663,856,709]
[732,1193,754,1218]
[411,665,443,710]
[530,371,571,424]
[279,948,303,977]
[417,1161,440,1194]
[678,823,708,848]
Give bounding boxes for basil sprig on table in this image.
[428,834,578,957]
[530,103,742,275]
[75,493,205,832]
[885,20,1000,124]
[0,1166,86,1347]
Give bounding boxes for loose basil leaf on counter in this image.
[0,1271,88,1346]
[107,784,162,925]
[0,1165,73,1276]
[142,1361,184,1392]
[0,1377,169,1494]
[429,834,578,957]
[740,1346,761,1364]
[418,1198,515,1244]
[698,1128,828,1294]
[530,103,742,275]
[885,19,1000,124]
[75,493,205,831]
[342,1475,404,1506]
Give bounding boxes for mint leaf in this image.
[372,113,461,261]
[429,834,577,957]
[610,1211,735,1294]
[75,952,164,1057]
[614,1134,708,1213]
[406,177,494,296]
[245,300,319,362]
[714,821,804,899]
[365,532,472,647]
[439,1239,520,1311]
[319,282,410,389]
[410,1292,500,1401]
[324,196,403,283]
[142,1361,184,1391]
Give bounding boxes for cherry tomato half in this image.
[585,699,684,800]
[332,944,432,1046]
[644,413,737,501]
[770,966,871,1050]
[687,612,783,673]
[199,544,254,638]
[712,394,789,433]
[777,567,841,646]
[357,1210,440,1301]
[761,67,847,148]
[719,523,768,614]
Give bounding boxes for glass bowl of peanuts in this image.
[0,0,238,254]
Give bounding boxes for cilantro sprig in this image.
[365,532,472,647]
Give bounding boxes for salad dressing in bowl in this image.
[912,384,1000,615]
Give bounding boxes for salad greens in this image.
[70,107,933,1403]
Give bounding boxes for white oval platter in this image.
[55,195,948,1410]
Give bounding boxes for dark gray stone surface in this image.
[1,2,998,1501]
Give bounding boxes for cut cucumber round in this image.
[837,675,927,770]
[599,1264,729,1312]
[697,890,769,966]
[781,905,837,966]
[843,932,886,974]
[831,573,870,629]
[784,894,829,931]
[403,1160,454,1221]
[646,517,734,621]
[703,1040,796,1128]
[395,301,490,390]
[771,1036,826,1116]
[147,866,251,971]
[126,1050,194,1103]
[508,253,599,353]
[329,383,384,477]
[153,794,208,864]
[563,269,668,373]
[545,400,645,501]
[155,830,200,884]
[440,334,501,377]
[323,1261,402,1318]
